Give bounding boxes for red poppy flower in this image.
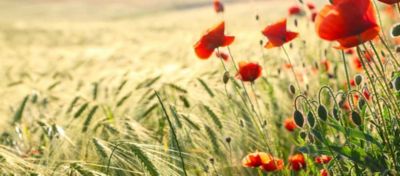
[307,2,316,10]
[284,118,296,132]
[320,169,329,176]
[242,152,269,167]
[315,0,380,49]
[194,22,235,59]
[378,0,400,4]
[260,156,284,172]
[315,155,332,164]
[288,153,306,171]
[262,18,299,48]
[236,61,262,82]
[289,5,303,16]
[215,51,229,61]
[213,0,224,13]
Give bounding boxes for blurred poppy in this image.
[242,152,269,167]
[289,153,306,171]
[352,56,363,71]
[194,22,235,59]
[307,2,316,10]
[378,0,400,4]
[283,63,293,69]
[311,11,317,22]
[260,156,284,172]
[320,169,329,176]
[345,48,355,55]
[320,59,330,72]
[354,88,371,102]
[315,155,332,164]
[315,0,380,49]
[236,61,262,82]
[284,118,296,132]
[262,18,299,48]
[215,51,229,61]
[289,5,303,16]
[213,0,224,13]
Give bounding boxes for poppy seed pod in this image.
[355,74,363,86]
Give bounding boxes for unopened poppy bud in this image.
[289,43,293,49]
[294,110,304,127]
[299,131,307,139]
[351,111,362,126]
[298,0,303,4]
[318,105,328,121]
[294,19,298,27]
[395,46,400,53]
[381,50,386,57]
[255,15,259,21]
[223,71,230,84]
[288,84,296,95]
[307,112,315,128]
[394,76,400,91]
[225,137,231,143]
[259,40,263,46]
[358,97,366,109]
[209,158,215,164]
[354,74,363,86]
[333,107,340,120]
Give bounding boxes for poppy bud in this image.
[294,19,298,27]
[255,15,259,21]
[394,76,400,91]
[259,40,264,46]
[318,105,328,121]
[333,107,340,120]
[307,111,315,128]
[209,158,215,164]
[225,137,231,143]
[299,131,307,140]
[381,50,386,57]
[351,111,362,126]
[391,23,400,37]
[294,110,304,127]
[354,74,363,86]
[358,97,366,109]
[223,71,230,84]
[289,84,296,95]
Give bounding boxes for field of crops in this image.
[1,0,400,175]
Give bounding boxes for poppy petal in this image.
[222,36,235,46]
[194,42,215,59]
[335,26,380,49]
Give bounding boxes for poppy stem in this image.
[227,46,261,119]
[281,46,301,93]
[340,50,355,109]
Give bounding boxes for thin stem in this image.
[282,46,302,92]
[341,50,354,108]
[155,91,188,176]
